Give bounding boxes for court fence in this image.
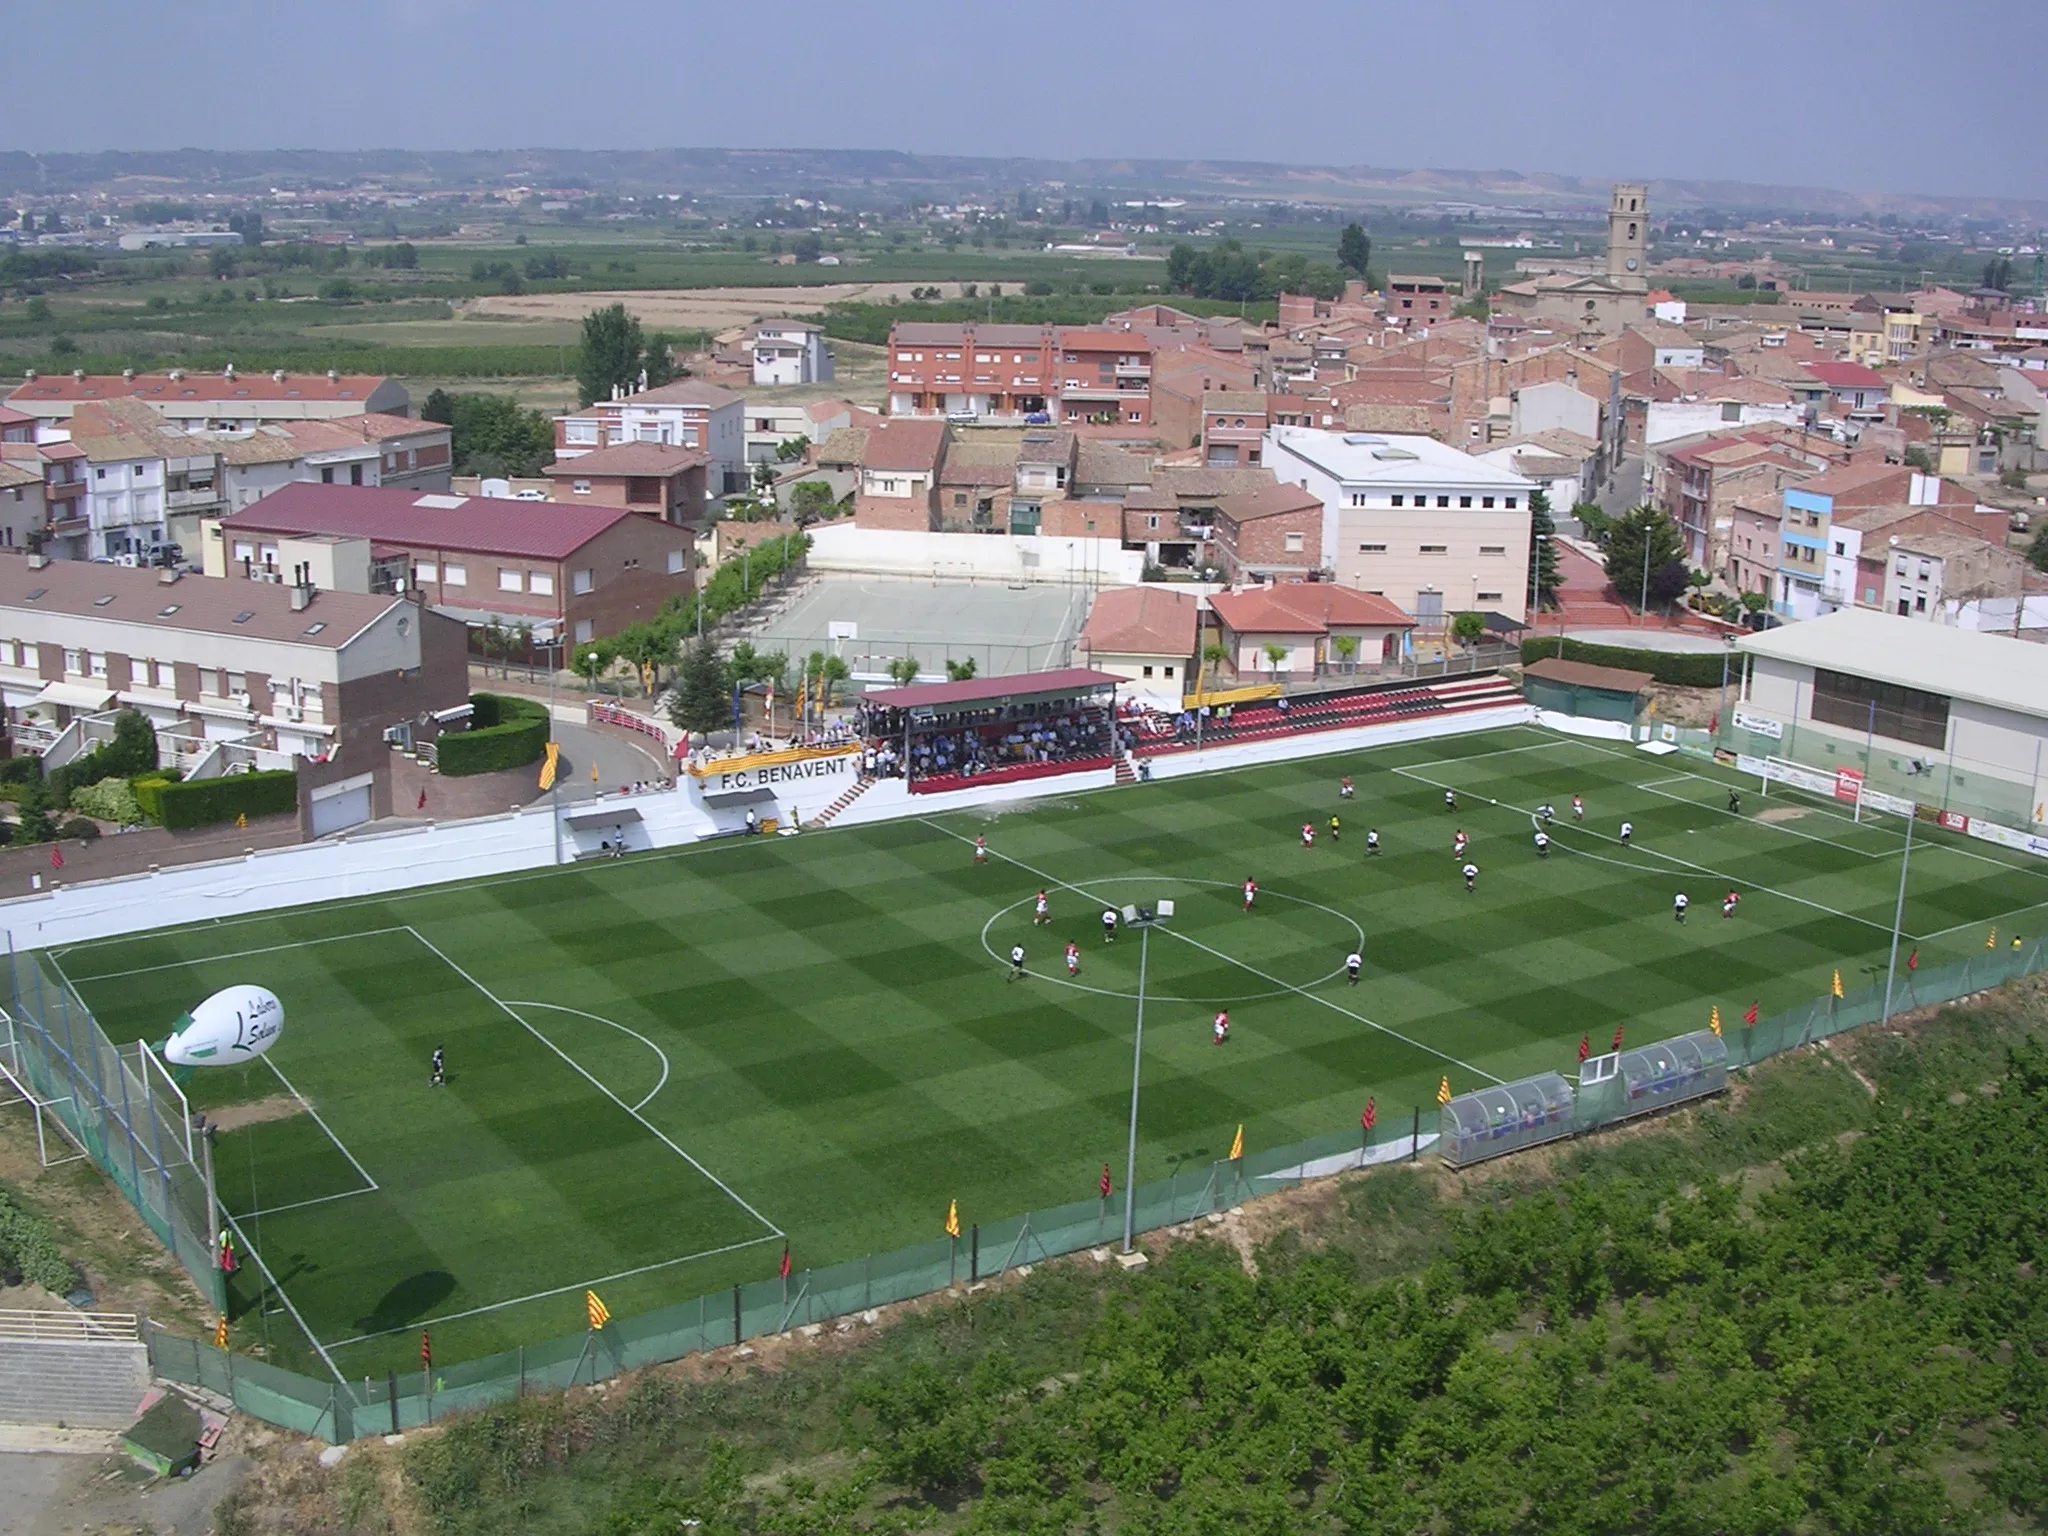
[137,936,2048,1443]
[0,945,222,1314]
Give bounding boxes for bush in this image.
[47,711,157,808]
[55,818,100,842]
[1521,636,1733,688]
[0,1186,76,1293]
[0,756,41,787]
[70,776,142,826]
[436,693,549,777]
[130,771,177,825]
[154,770,297,831]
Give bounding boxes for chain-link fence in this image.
[0,947,221,1313]
[141,937,2048,1441]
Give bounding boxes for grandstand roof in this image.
[1736,607,2048,719]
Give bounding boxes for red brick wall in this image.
[854,496,936,531]
[1214,508,1321,581]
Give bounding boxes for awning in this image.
[562,806,646,830]
[697,784,779,808]
[31,681,116,712]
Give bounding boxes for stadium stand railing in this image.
[145,935,2048,1442]
[1133,674,1523,759]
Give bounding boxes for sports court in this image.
[49,723,2047,1378]
[741,572,1091,681]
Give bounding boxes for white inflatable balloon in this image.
[163,985,285,1067]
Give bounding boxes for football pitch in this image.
[51,724,2048,1378]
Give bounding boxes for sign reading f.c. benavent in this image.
[686,745,860,794]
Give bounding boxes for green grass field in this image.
[51,725,2047,1378]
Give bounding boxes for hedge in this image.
[0,1186,77,1294]
[0,756,40,786]
[130,771,177,825]
[155,769,299,831]
[436,692,549,778]
[1520,636,1737,689]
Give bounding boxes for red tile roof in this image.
[221,483,641,561]
[1081,587,1199,657]
[1801,361,1889,391]
[1210,583,1414,635]
[544,441,709,477]
[860,418,949,473]
[7,372,393,405]
[1213,482,1322,523]
[861,667,1122,710]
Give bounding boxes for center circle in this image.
[980,877,1365,1004]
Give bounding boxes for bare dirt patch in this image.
[1755,805,1813,824]
[204,1095,307,1134]
[463,282,980,334]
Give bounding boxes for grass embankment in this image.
[215,976,2048,1536]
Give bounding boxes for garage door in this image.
[309,783,371,837]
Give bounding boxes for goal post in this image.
[1754,755,1915,824]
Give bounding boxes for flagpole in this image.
[1880,806,1915,1025]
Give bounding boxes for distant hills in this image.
[1,147,2039,223]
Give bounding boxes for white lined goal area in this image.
[1750,755,1916,822]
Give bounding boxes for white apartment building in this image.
[1263,426,1538,627]
[555,380,748,498]
[748,321,834,387]
[743,399,854,465]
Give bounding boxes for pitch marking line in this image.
[402,926,781,1238]
[1631,777,1892,861]
[918,818,1504,1086]
[503,1000,672,1112]
[233,1053,381,1220]
[52,925,414,977]
[1398,738,1585,773]
[323,1232,786,1349]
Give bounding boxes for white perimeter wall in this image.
[806,523,1148,586]
[0,704,1533,953]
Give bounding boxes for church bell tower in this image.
[1607,183,1648,289]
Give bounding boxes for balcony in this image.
[46,481,84,504]
[1061,381,1150,400]
[166,487,223,511]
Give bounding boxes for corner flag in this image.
[778,1244,791,1281]
[421,1330,432,1370]
[1831,969,1844,999]
[1907,948,1919,972]
[538,741,561,791]
[1229,1124,1244,1161]
[1989,928,1998,950]
[1436,1076,1452,1105]
[1612,1023,1625,1052]
[214,1315,229,1350]
[1577,1033,1590,1063]
[586,1290,611,1330]
[945,1200,960,1239]
[1744,1001,1759,1027]
[1709,1005,1721,1037]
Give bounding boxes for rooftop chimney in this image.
[272,369,286,383]
[157,567,180,585]
[326,368,339,383]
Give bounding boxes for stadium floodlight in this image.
[1120,897,1173,1255]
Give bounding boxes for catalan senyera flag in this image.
[1436,1075,1452,1105]
[945,1199,961,1239]
[586,1289,611,1330]
[1744,1001,1760,1027]
[778,1244,791,1281]
[1229,1124,1244,1161]
[538,740,561,791]
[795,678,807,725]
[1988,928,1998,950]
[1709,1005,1722,1038]
[591,761,601,784]
[1831,969,1844,999]
[1907,948,1919,972]
[214,1315,229,1350]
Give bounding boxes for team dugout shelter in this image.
[1521,655,1654,724]
[855,667,1123,794]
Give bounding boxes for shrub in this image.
[436,693,549,777]
[1520,636,1734,688]
[55,818,100,842]
[0,756,41,787]
[0,1186,76,1293]
[70,776,142,826]
[47,711,157,808]
[130,771,177,825]
[154,770,298,831]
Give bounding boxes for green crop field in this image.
[51,725,2046,1378]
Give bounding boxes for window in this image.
[499,569,524,593]
[232,541,255,562]
[349,463,364,486]
[1284,532,1305,552]
[443,563,467,586]
[1833,541,1846,557]
[566,421,598,446]
[1164,666,1175,678]
[1458,496,1473,509]
[575,619,594,644]
[226,671,247,696]
[573,568,594,595]
[1918,561,1931,579]
[1142,665,1154,678]
[1358,542,1387,553]
[1420,544,1448,554]
[1436,496,1450,508]
[1895,559,1908,576]
[1481,496,1495,509]
[96,467,108,481]
[1477,591,1503,601]
[1811,667,1948,749]
[320,466,335,483]
[667,550,686,575]
[1480,545,1506,555]
[62,648,82,675]
[87,651,107,677]
[572,479,591,495]
[529,572,555,596]
[413,561,438,583]
[1390,494,1405,507]
[1914,594,1926,612]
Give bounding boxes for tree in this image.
[1904,445,1935,473]
[421,388,456,426]
[1337,223,1371,281]
[1263,641,1288,681]
[1983,256,2015,293]
[1330,634,1360,673]
[1573,502,1616,544]
[945,657,978,682]
[577,301,657,407]
[670,641,733,735]
[431,391,556,477]
[383,241,418,270]
[752,460,778,493]
[1528,489,1562,610]
[1603,506,1687,611]
[1199,641,1230,691]
[791,232,823,263]
[803,650,851,706]
[886,656,921,686]
[1451,611,1487,647]
[789,480,837,525]
[775,435,810,463]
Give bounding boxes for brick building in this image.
[205,482,694,646]
[5,370,409,429]
[1210,482,1326,583]
[543,440,709,525]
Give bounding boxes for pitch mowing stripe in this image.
[54,925,414,978]
[402,926,782,1238]
[261,1053,380,1195]
[917,817,1504,1085]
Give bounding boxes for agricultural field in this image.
[51,725,2045,1379]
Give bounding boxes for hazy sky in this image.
[8,0,2045,202]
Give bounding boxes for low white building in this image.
[744,399,856,465]
[556,380,748,498]
[1262,426,1538,628]
[748,321,834,387]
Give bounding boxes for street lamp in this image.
[1717,633,1737,738]
[1527,532,1548,629]
[1119,898,1175,1255]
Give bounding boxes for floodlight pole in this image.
[1880,808,1916,1025]
[1718,636,1735,739]
[1121,921,1153,1256]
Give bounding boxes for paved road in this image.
[1598,454,1645,518]
[551,718,672,802]
[1567,629,1731,654]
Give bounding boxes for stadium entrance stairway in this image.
[806,774,874,828]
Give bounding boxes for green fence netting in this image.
[138,936,2048,1441]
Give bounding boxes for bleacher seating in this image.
[1133,673,1523,758]
[909,754,1115,796]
